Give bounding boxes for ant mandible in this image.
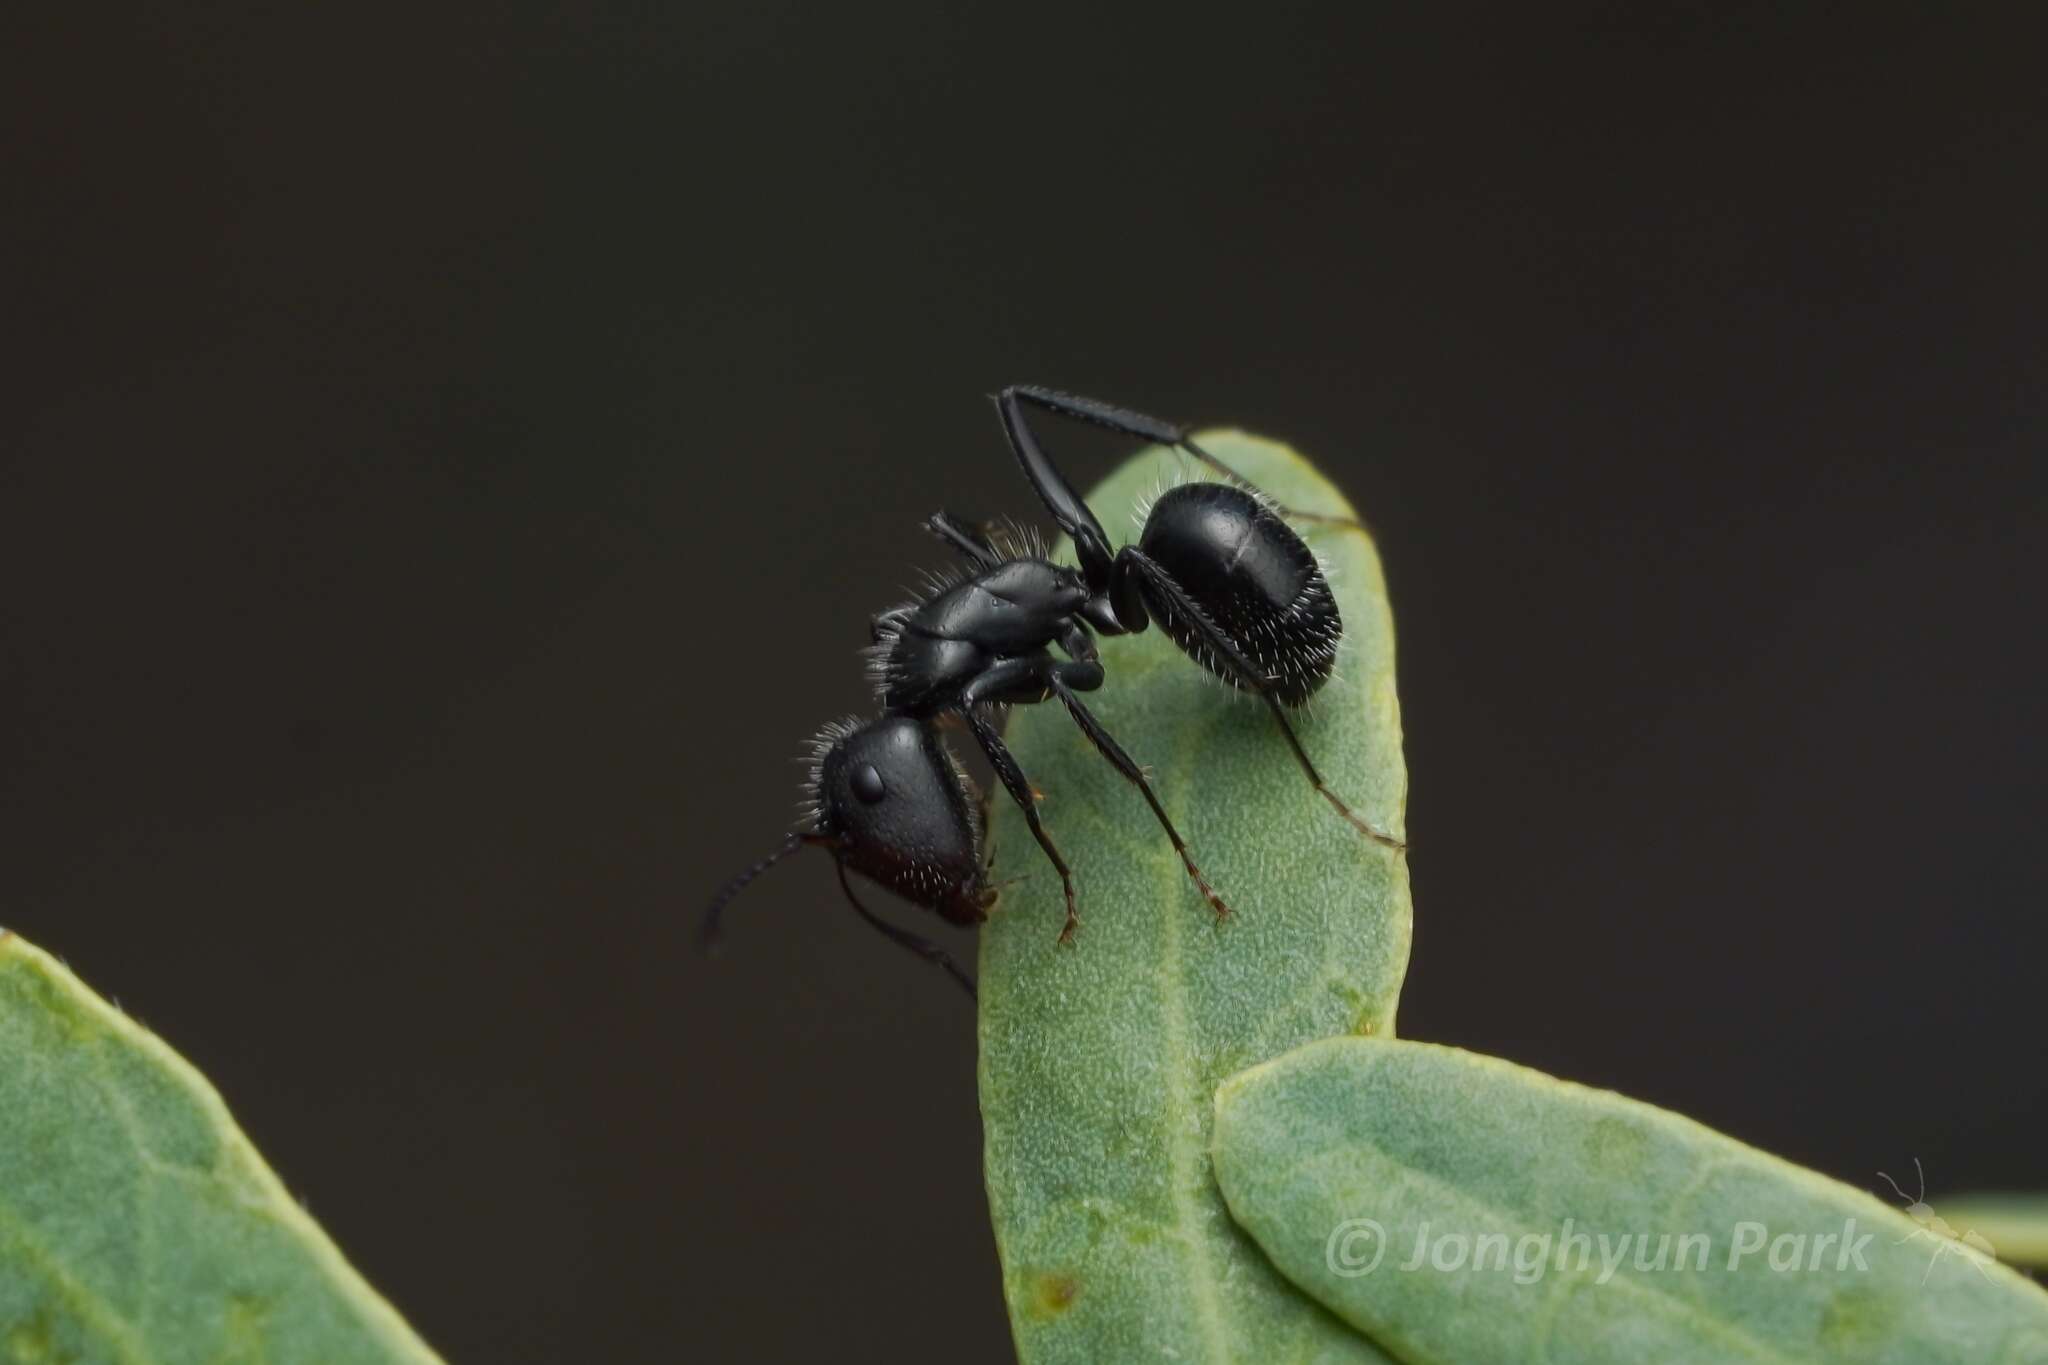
[703,387,1405,997]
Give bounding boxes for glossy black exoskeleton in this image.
[703,387,1404,997]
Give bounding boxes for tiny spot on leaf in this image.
[6,1312,53,1365]
[227,1291,274,1346]
[1819,1285,1900,1350]
[1028,1272,1080,1318]
[1584,1116,1650,1173]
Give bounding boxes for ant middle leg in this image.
[1042,667,1232,922]
[962,647,1232,918]
[1119,548,1407,853]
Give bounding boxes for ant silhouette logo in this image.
[1878,1158,2000,1285]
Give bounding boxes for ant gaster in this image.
[703,387,1405,998]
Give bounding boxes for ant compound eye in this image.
[851,764,887,804]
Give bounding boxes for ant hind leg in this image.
[999,385,1363,530]
[1120,548,1406,853]
[1177,435,1365,531]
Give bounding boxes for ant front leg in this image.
[870,605,913,646]
[999,385,1363,530]
[833,864,976,999]
[960,698,1081,943]
[1118,548,1406,853]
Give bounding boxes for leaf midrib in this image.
[1150,514,1381,1364]
[0,1188,160,1365]
[1153,699,1235,1360]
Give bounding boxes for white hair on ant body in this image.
[795,715,867,830]
[1129,454,1210,534]
[978,516,1051,563]
[861,609,909,693]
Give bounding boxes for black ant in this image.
[703,387,1404,997]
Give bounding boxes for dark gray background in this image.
[5,4,2043,1360]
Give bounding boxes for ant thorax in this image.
[866,558,1089,717]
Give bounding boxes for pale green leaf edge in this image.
[0,929,444,1364]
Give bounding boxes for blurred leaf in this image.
[0,930,443,1364]
[978,433,1412,1363]
[1212,1037,2048,1364]
[1936,1196,2048,1270]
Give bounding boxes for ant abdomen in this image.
[1136,482,1341,706]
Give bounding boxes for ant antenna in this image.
[701,832,812,950]
[1877,1158,1926,1205]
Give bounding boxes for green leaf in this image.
[1935,1197,2048,1271]
[0,930,443,1365]
[977,433,1412,1364]
[1211,1036,2048,1365]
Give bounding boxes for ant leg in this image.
[993,389,1120,589]
[870,605,913,646]
[1255,691,1407,851]
[1044,668,1232,922]
[923,510,1003,570]
[835,864,976,1000]
[974,775,998,849]
[1001,385,1363,530]
[963,705,1082,942]
[1177,437,1365,530]
[1120,548,1406,853]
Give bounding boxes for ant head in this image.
[805,715,992,925]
